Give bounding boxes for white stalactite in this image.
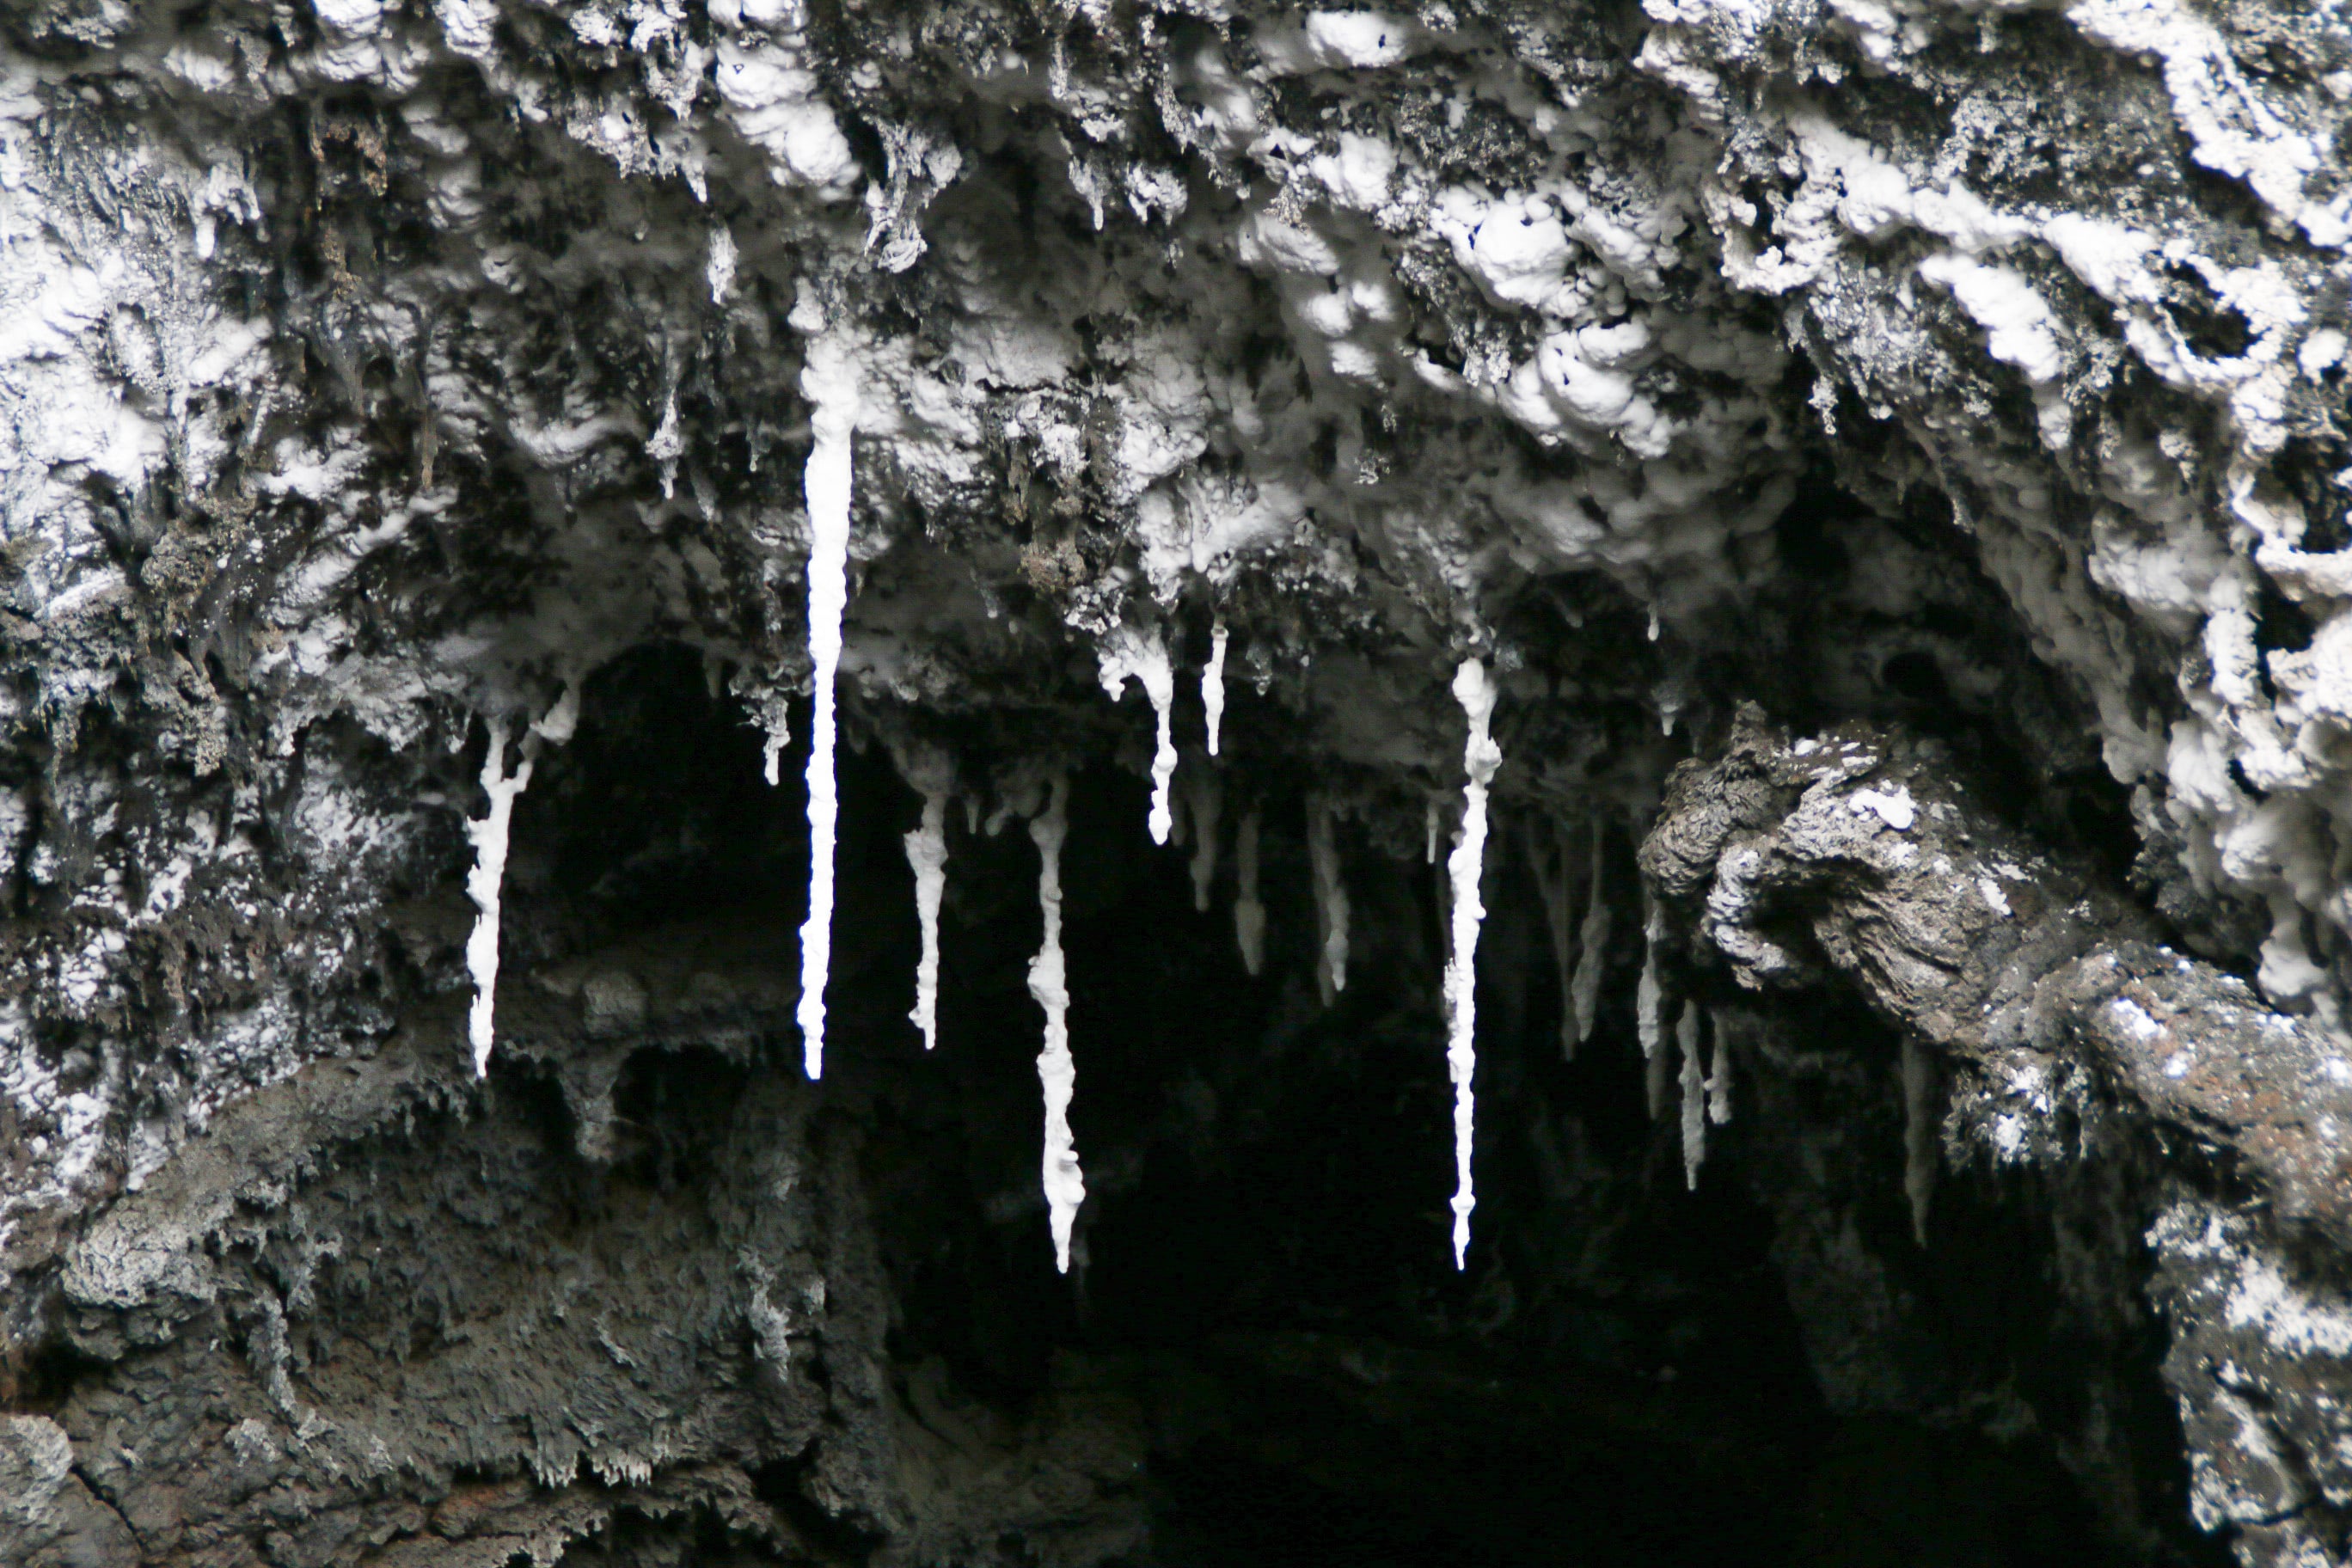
[1444,658,1501,1270]
[766,732,787,788]
[1706,1010,1735,1125]
[1902,1035,1937,1246]
[903,780,950,1052]
[1308,795,1349,1005]
[461,684,575,1079]
[759,695,791,787]
[1425,799,1440,865]
[464,717,535,1078]
[1234,807,1265,975]
[797,338,861,1081]
[1570,822,1610,1046]
[1187,769,1223,914]
[1098,625,1179,844]
[1027,773,1085,1273]
[1204,619,1228,757]
[1678,1002,1706,1190]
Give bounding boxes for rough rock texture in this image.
[4,0,2352,1559]
[1645,707,2352,1561]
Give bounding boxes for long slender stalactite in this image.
[1443,658,1501,1269]
[1028,773,1084,1274]
[796,340,860,1081]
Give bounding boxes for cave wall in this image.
[3,0,2352,1560]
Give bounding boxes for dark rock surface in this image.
[3,0,2352,1560]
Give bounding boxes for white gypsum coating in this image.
[797,340,859,1081]
[1308,793,1349,1004]
[463,716,536,1077]
[1570,821,1609,1045]
[1679,1001,1706,1190]
[1098,624,1179,844]
[1444,657,1500,1270]
[1234,806,1265,975]
[1027,773,1085,1273]
[1204,618,1228,757]
[904,788,949,1050]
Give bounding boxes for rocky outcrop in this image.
[1645,709,2352,1563]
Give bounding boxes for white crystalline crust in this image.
[796,341,860,1081]
[1443,658,1501,1270]
[1027,774,1085,1273]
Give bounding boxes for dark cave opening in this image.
[477,642,2220,1566]
[1756,469,2159,899]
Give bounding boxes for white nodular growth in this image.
[1706,1011,1735,1126]
[1187,769,1223,914]
[1534,819,1577,1059]
[1444,658,1501,1270]
[1028,774,1085,1273]
[1099,625,1179,844]
[903,788,949,1050]
[1234,808,1266,975]
[1902,1035,1937,1246]
[464,704,564,1078]
[1204,619,1229,757]
[1678,1002,1706,1190]
[797,340,861,1081]
[1570,823,1610,1045]
[1308,795,1350,1005]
